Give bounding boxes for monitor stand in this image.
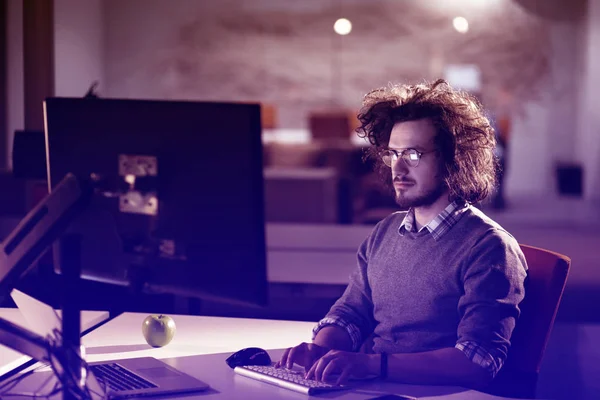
[0,235,90,399]
[59,233,84,400]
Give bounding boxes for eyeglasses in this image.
[379,148,436,168]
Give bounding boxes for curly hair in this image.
[356,79,498,204]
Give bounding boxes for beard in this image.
[395,179,447,209]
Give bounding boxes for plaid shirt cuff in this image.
[312,316,362,352]
[455,340,503,378]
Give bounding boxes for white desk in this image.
[1,311,522,399]
[266,223,369,285]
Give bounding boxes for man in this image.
[276,80,527,389]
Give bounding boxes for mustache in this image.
[393,176,415,184]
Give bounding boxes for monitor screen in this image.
[43,98,267,307]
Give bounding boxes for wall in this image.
[577,0,600,201]
[3,0,594,200]
[102,0,585,201]
[5,0,24,169]
[53,0,105,97]
[4,0,104,169]
[104,0,561,120]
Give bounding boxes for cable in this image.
[0,369,35,393]
[1,328,110,399]
[0,357,53,395]
[0,361,60,398]
[48,329,109,399]
[1,373,60,398]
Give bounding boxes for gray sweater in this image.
[325,206,527,364]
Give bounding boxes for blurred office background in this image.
[1,0,599,398]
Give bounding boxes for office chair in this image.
[486,244,571,398]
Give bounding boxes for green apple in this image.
[142,314,176,347]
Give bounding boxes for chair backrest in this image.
[508,244,570,372]
[489,244,570,397]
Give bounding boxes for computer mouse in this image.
[226,347,272,369]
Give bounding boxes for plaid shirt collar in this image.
[399,200,469,241]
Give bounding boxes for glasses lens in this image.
[381,150,396,167]
[404,149,420,167]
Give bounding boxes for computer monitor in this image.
[43,98,268,307]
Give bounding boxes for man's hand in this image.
[305,350,378,385]
[275,342,329,370]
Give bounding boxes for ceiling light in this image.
[334,18,352,35]
[453,16,469,34]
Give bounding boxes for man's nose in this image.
[392,158,409,174]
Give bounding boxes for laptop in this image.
[8,292,209,398]
[86,357,207,398]
[10,289,109,339]
[0,289,111,379]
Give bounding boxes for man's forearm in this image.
[385,347,492,389]
[313,325,353,351]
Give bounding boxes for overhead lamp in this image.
[334,18,352,35]
[453,16,469,34]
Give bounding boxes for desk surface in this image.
[0,311,523,399]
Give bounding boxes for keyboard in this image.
[90,363,158,392]
[234,365,348,395]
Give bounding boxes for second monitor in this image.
[43,98,268,307]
